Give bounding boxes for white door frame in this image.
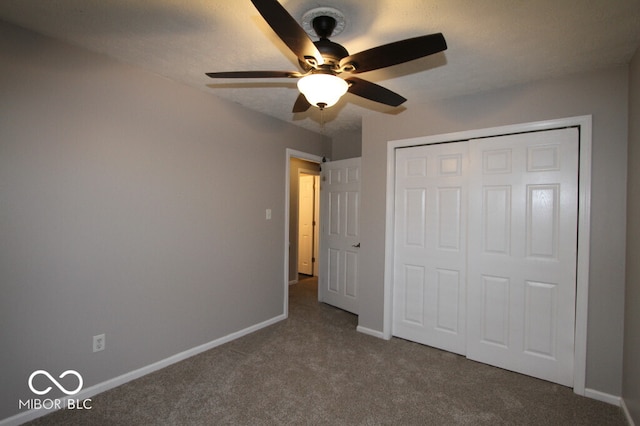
[383,116,592,396]
[284,149,324,317]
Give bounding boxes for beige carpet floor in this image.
[27,276,626,425]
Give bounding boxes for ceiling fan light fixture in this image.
[206,0,448,114]
[297,73,348,109]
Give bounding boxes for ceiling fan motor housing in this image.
[297,16,349,70]
[315,38,349,66]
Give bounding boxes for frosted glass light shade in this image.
[297,74,348,109]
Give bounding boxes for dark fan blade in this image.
[206,71,302,78]
[292,93,311,113]
[345,77,406,107]
[339,33,447,74]
[251,0,323,65]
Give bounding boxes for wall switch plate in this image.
[266,209,272,220]
[93,334,105,352]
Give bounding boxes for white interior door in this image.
[391,127,579,386]
[319,157,361,314]
[466,128,578,387]
[393,142,468,355]
[298,174,315,275]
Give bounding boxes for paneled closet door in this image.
[393,142,469,355]
[466,128,579,387]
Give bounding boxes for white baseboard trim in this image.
[584,388,621,406]
[356,325,387,340]
[622,398,636,426]
[0,314,286,426]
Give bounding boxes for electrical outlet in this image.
[93,334,105,352]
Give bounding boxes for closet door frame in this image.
[383,115,592,396]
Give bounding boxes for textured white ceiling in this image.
[1,0,639,137]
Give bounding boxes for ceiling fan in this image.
[206,0,447,112]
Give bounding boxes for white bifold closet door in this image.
[393,141,469,355]
[393,128,578,387]
[466,129,579,387]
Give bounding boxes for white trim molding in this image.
[622,398,637,426]
[584,388,621,406]
[383,116,592,397]
[356,325,387,340]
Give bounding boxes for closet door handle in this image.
[352,243,361,248]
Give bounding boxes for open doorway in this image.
[284,149,323,316]
[298,172,320,278]
[285,150,363,318]
[288,157,321,283]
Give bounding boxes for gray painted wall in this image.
[623,46,640,423]
[358,67,629,396]
[0,21,329,421]
[331,128,362,160]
